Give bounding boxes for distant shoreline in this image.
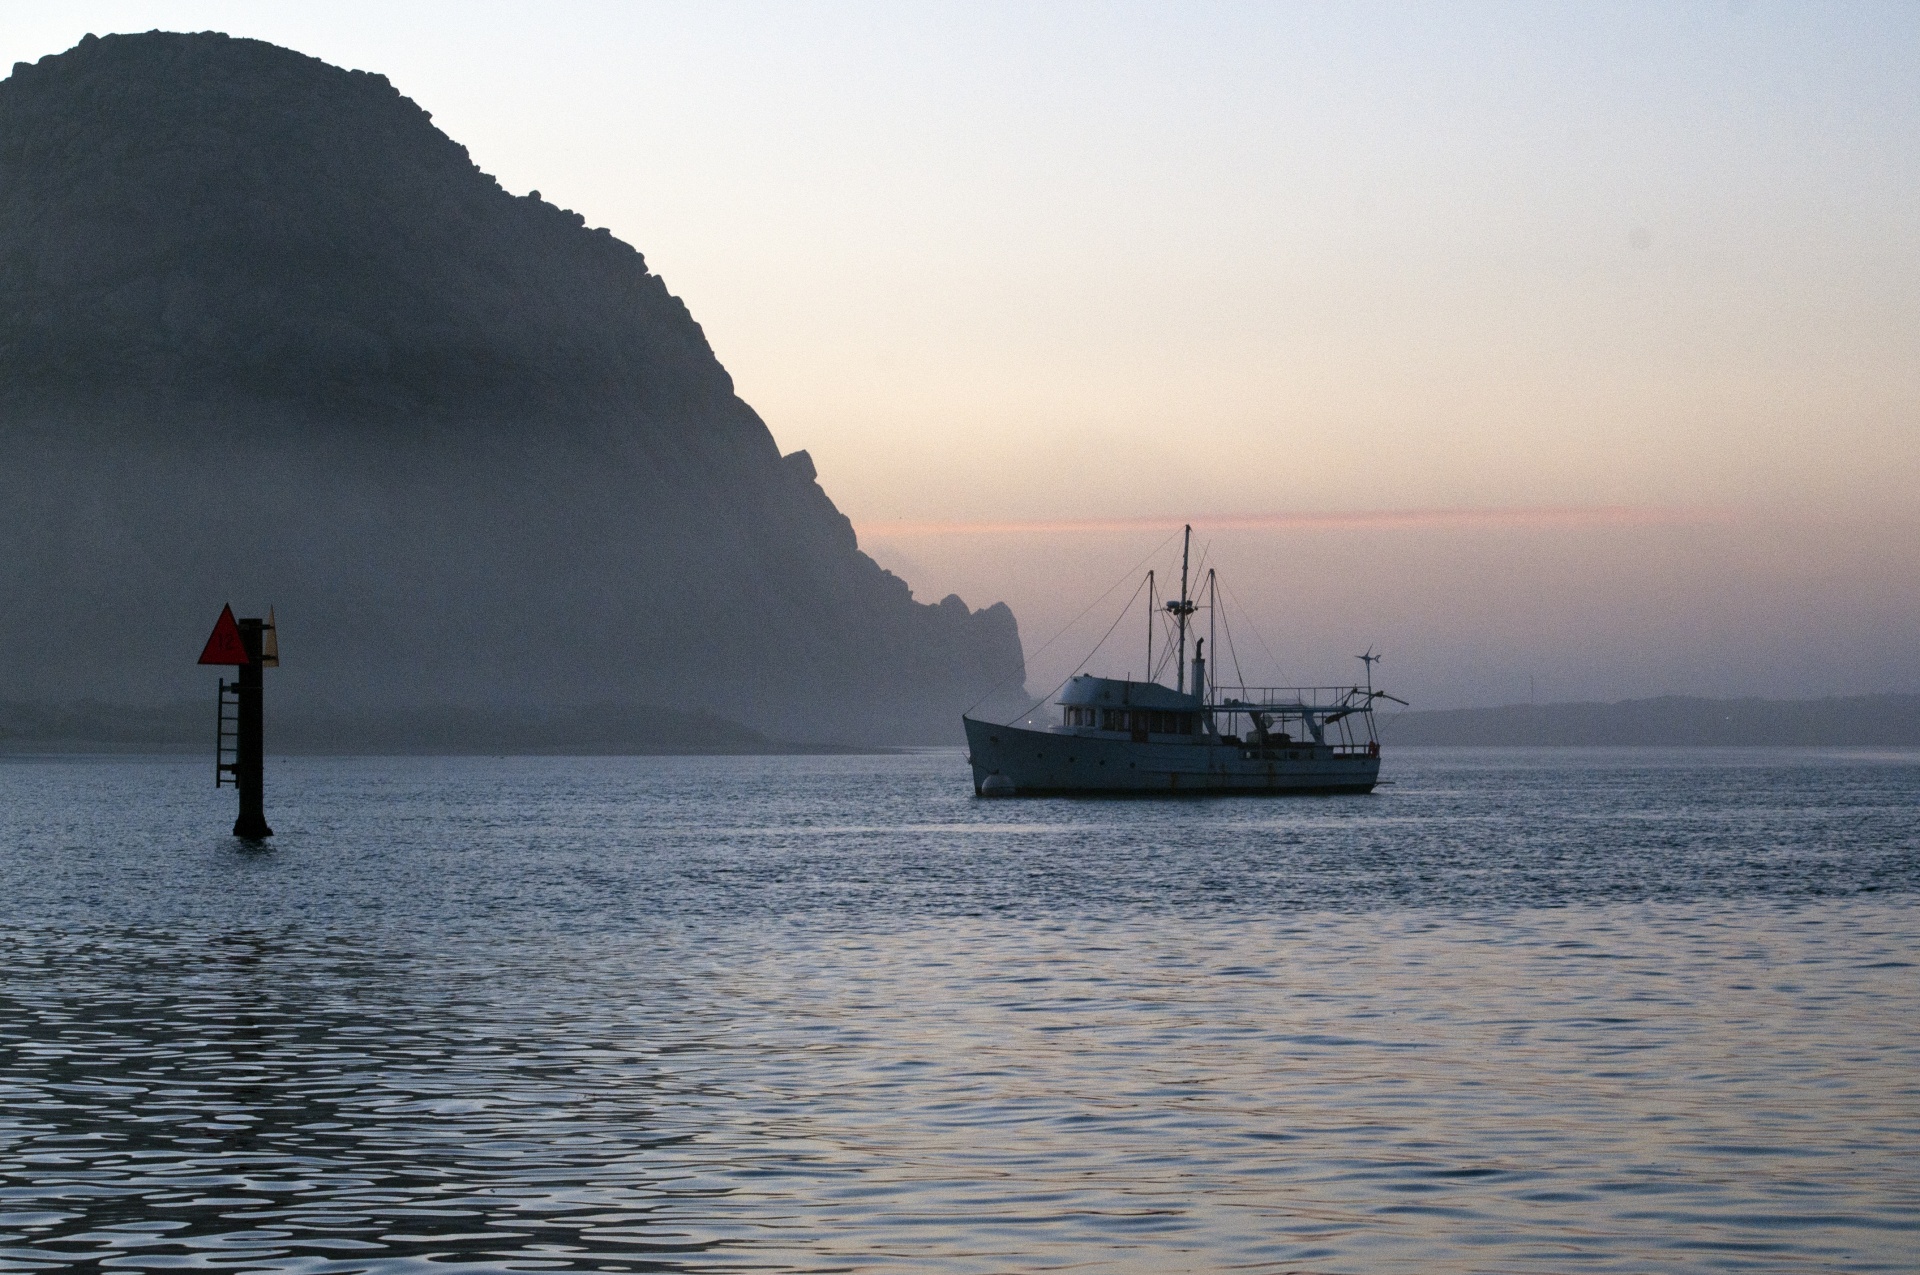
[7,694,1919,754]
[1379,693,1920,747]
[0,701,884,757]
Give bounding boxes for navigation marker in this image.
[198,604,249,665]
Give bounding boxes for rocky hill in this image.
[0,31,1023,743]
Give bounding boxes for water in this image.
[1,747,1916,1272]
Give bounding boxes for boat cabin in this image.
[1055,674,1203,736]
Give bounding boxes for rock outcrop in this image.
[0,31,1024,742]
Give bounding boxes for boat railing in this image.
[1209,685,1371,713]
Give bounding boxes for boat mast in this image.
[1168,524,1194,694]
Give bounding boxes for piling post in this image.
[232,617,272,839]
[199,603,274,840]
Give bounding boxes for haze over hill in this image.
[0,30,1024,744]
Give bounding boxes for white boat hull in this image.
[963,716,1379,796]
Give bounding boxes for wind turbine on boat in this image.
[1354,649,1408,708]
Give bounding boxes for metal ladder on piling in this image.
[215,678,240,787]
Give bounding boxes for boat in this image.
[962,525,1403,796]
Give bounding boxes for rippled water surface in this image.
[1,747,1916,1272]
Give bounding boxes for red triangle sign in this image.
[198,604,250,665]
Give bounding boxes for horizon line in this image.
[852,505,1727,537]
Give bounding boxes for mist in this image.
[864,509,1920,712]
[5,9,1917,742]
[0,32,1025,746]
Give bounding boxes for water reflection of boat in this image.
[963,525,1403,796]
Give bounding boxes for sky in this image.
[5,2,1916,707]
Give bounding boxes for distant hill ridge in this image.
[0,699,849,755]
[1383,694,1920,747]
[0,31,1024,743]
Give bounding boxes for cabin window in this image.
[1101,709,1124,731]
[1128,711,1196,734]
[1062,706,1096,727]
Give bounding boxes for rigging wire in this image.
[1219,576,1289,686]
[1194,541,1214,691]
[1000,574,1152,726]
[1145,534,1189,685]
[1149,607,1178,683]
[1152,537,1212,687]
[964,525,1184,716]
[1145,570,1155,684]
[1188,541,1216,692]
[1190,541,1214,587]
[1218,586,1248,689]
[1198,568,1213,698]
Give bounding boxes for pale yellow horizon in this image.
[854,505,1729,539]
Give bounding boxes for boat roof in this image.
[1057,674,1201,710]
